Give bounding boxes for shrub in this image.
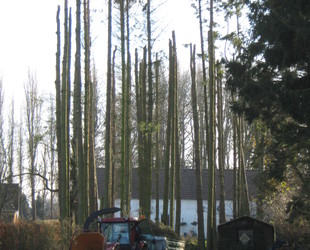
[0,220,61,250]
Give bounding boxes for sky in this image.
[0,0,63,112]
[0,0,207,112]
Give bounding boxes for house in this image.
[96,168,259,237]
[0,183,19,222]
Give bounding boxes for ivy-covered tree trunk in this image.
[198,0,209,169]
[104,0,112,209]
[119,0,126,216]
[138,47,147,216]
[73,0,85,225]
[83,0,91,218]
[174,33,181,235]
[125,0,132,216]
[169,37,175,228]
[59,0,71,221]
[135,48,143,214]
[154,53,160,225]
[232,93,238,219]
[111,45,117,207]
[162,40,173,226]
[207,0,216,248]
[217,65,226,224]
[89,68,98,214]
[55,5,62,220]
[190,44,205,250]
[143,0,153,220]
[48,97,56,219]
[67,7,72,220]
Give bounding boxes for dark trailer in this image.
[218,216,274,250]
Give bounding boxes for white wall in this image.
[112,199,256,238]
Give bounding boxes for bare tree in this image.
[190,44,205,249]
[24,71,42,221]
[7,100,15,184]
[0,79,6,184]
[17,114,24,218]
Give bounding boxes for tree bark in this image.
[190,44,205,249]
[169,37,175,228]
[174,33,181,235]
[154,53,160,225]
[162,40,172,226]
[104,0,112,209]
[83,0,91,217]
[120,0,126,216]
[217,64,226,224]
[125,0,132,216]
[111,45,117,207]
[55,5,63,221]
[145,0,153,220]
[207,0,217,248]
[73,0,85,225]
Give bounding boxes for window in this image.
[101,222,130,244]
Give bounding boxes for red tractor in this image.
[70,207,149,250]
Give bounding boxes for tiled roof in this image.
[96,168,258,201]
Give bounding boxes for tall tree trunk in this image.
[143,0,153,220]
[232,93,238,219]
[217,65,226,224]
[198,0,209,169]
[73,0,85,225]
[60,0,70,221]
[174,33,181,235]
[190,44,205,249]
[104,0,112,209]
[256,121,264,219]
[83,0,91,217]
[237,117,250,216]
[67,7,72,219]
[125,0,132,215]
[138,47,147,216]
[120,0,126,216]
[55,5,62,221]
[207,0,216,248]
[162,40,173,226]
[169,37,175,228]
[89,68,98,214]
[154,53,160,225]
[111,46,117,207]
[48,97,56,219]
[135,48,143,214]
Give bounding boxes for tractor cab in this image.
[100,217,147,250]
[69,207,148,250]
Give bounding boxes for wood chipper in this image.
[69,207,150,250]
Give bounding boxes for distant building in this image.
[97,168,258,237]
[0,183,19,222]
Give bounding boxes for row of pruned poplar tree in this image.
[54,0,254,249]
